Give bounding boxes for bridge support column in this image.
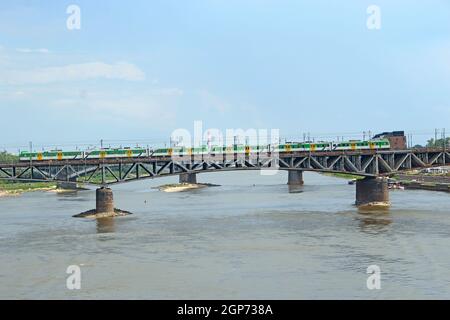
[287,171,304,186]
[356,177,390,208]
[73,186,131,218]
[96,187,115,213]
[179,173,197,184]
[57,176,78,190]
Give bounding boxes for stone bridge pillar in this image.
[287,170,304,186]
[73,186,131,218]
[356,177,390,207]
[96,187,115,213]
[57,176,78,190]
[179,173,197,184]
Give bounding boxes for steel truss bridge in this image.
[0,148,448,186]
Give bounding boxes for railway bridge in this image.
[1,148,448,213]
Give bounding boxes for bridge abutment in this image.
[355,177,390,208]
[179,173,197,184]
[287,171,304,186]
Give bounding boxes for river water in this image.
[0,171,449,299]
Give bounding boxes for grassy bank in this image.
[0,180,57,194]
[321,172,365,180]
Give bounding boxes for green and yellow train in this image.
[19,139,391,161]
[19,148,147,161]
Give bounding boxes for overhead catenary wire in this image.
[1,129,448,153]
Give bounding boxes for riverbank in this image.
[400,181,450,193]
[0,181,87,197]
[0,181,57,197]
[392,173,450,193]
[393,173,450,184]
[155,182,220,193]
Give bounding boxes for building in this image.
[372,131,407,150]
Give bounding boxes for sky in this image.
[0,0,450,151]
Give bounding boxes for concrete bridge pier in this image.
[179,173,197,184]
[96,187,115,213]
[355,177,390,208]
[57,176,78,190]
[287,170,304,186]
[73,186,131,218]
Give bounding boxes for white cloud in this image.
[16,48,50,54]
[47,93,178,126]
[1,61,146,84]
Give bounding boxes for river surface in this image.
[0,171,449,299]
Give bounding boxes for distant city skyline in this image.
[1,0,449,151]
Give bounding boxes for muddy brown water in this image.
[0,171,449,299]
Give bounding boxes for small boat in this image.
[388,182,404,190]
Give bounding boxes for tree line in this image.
[0,151,19,163]
[425,137,450,148]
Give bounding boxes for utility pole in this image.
[442,128,446,151]
[444,128,447,152]
[435,128,438,147]
[29,141,33,178]
[100,139,103,149]
[29,141,33,162]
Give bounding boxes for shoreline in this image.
[392,173,450,193]
[0,185,86,198]
[0,186,56,197]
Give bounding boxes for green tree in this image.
[426,138,450,148]
[0,151,19,163]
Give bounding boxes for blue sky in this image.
[1,0,449,150]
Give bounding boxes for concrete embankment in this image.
[401,182,450,193]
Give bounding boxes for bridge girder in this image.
[0,150,449,186]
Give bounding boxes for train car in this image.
[19,148,147,161]
[291,142,332,152]
[333,139,390,151]
[153,146,210,157]
[84,148,147,159]
[19,150,83,161]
